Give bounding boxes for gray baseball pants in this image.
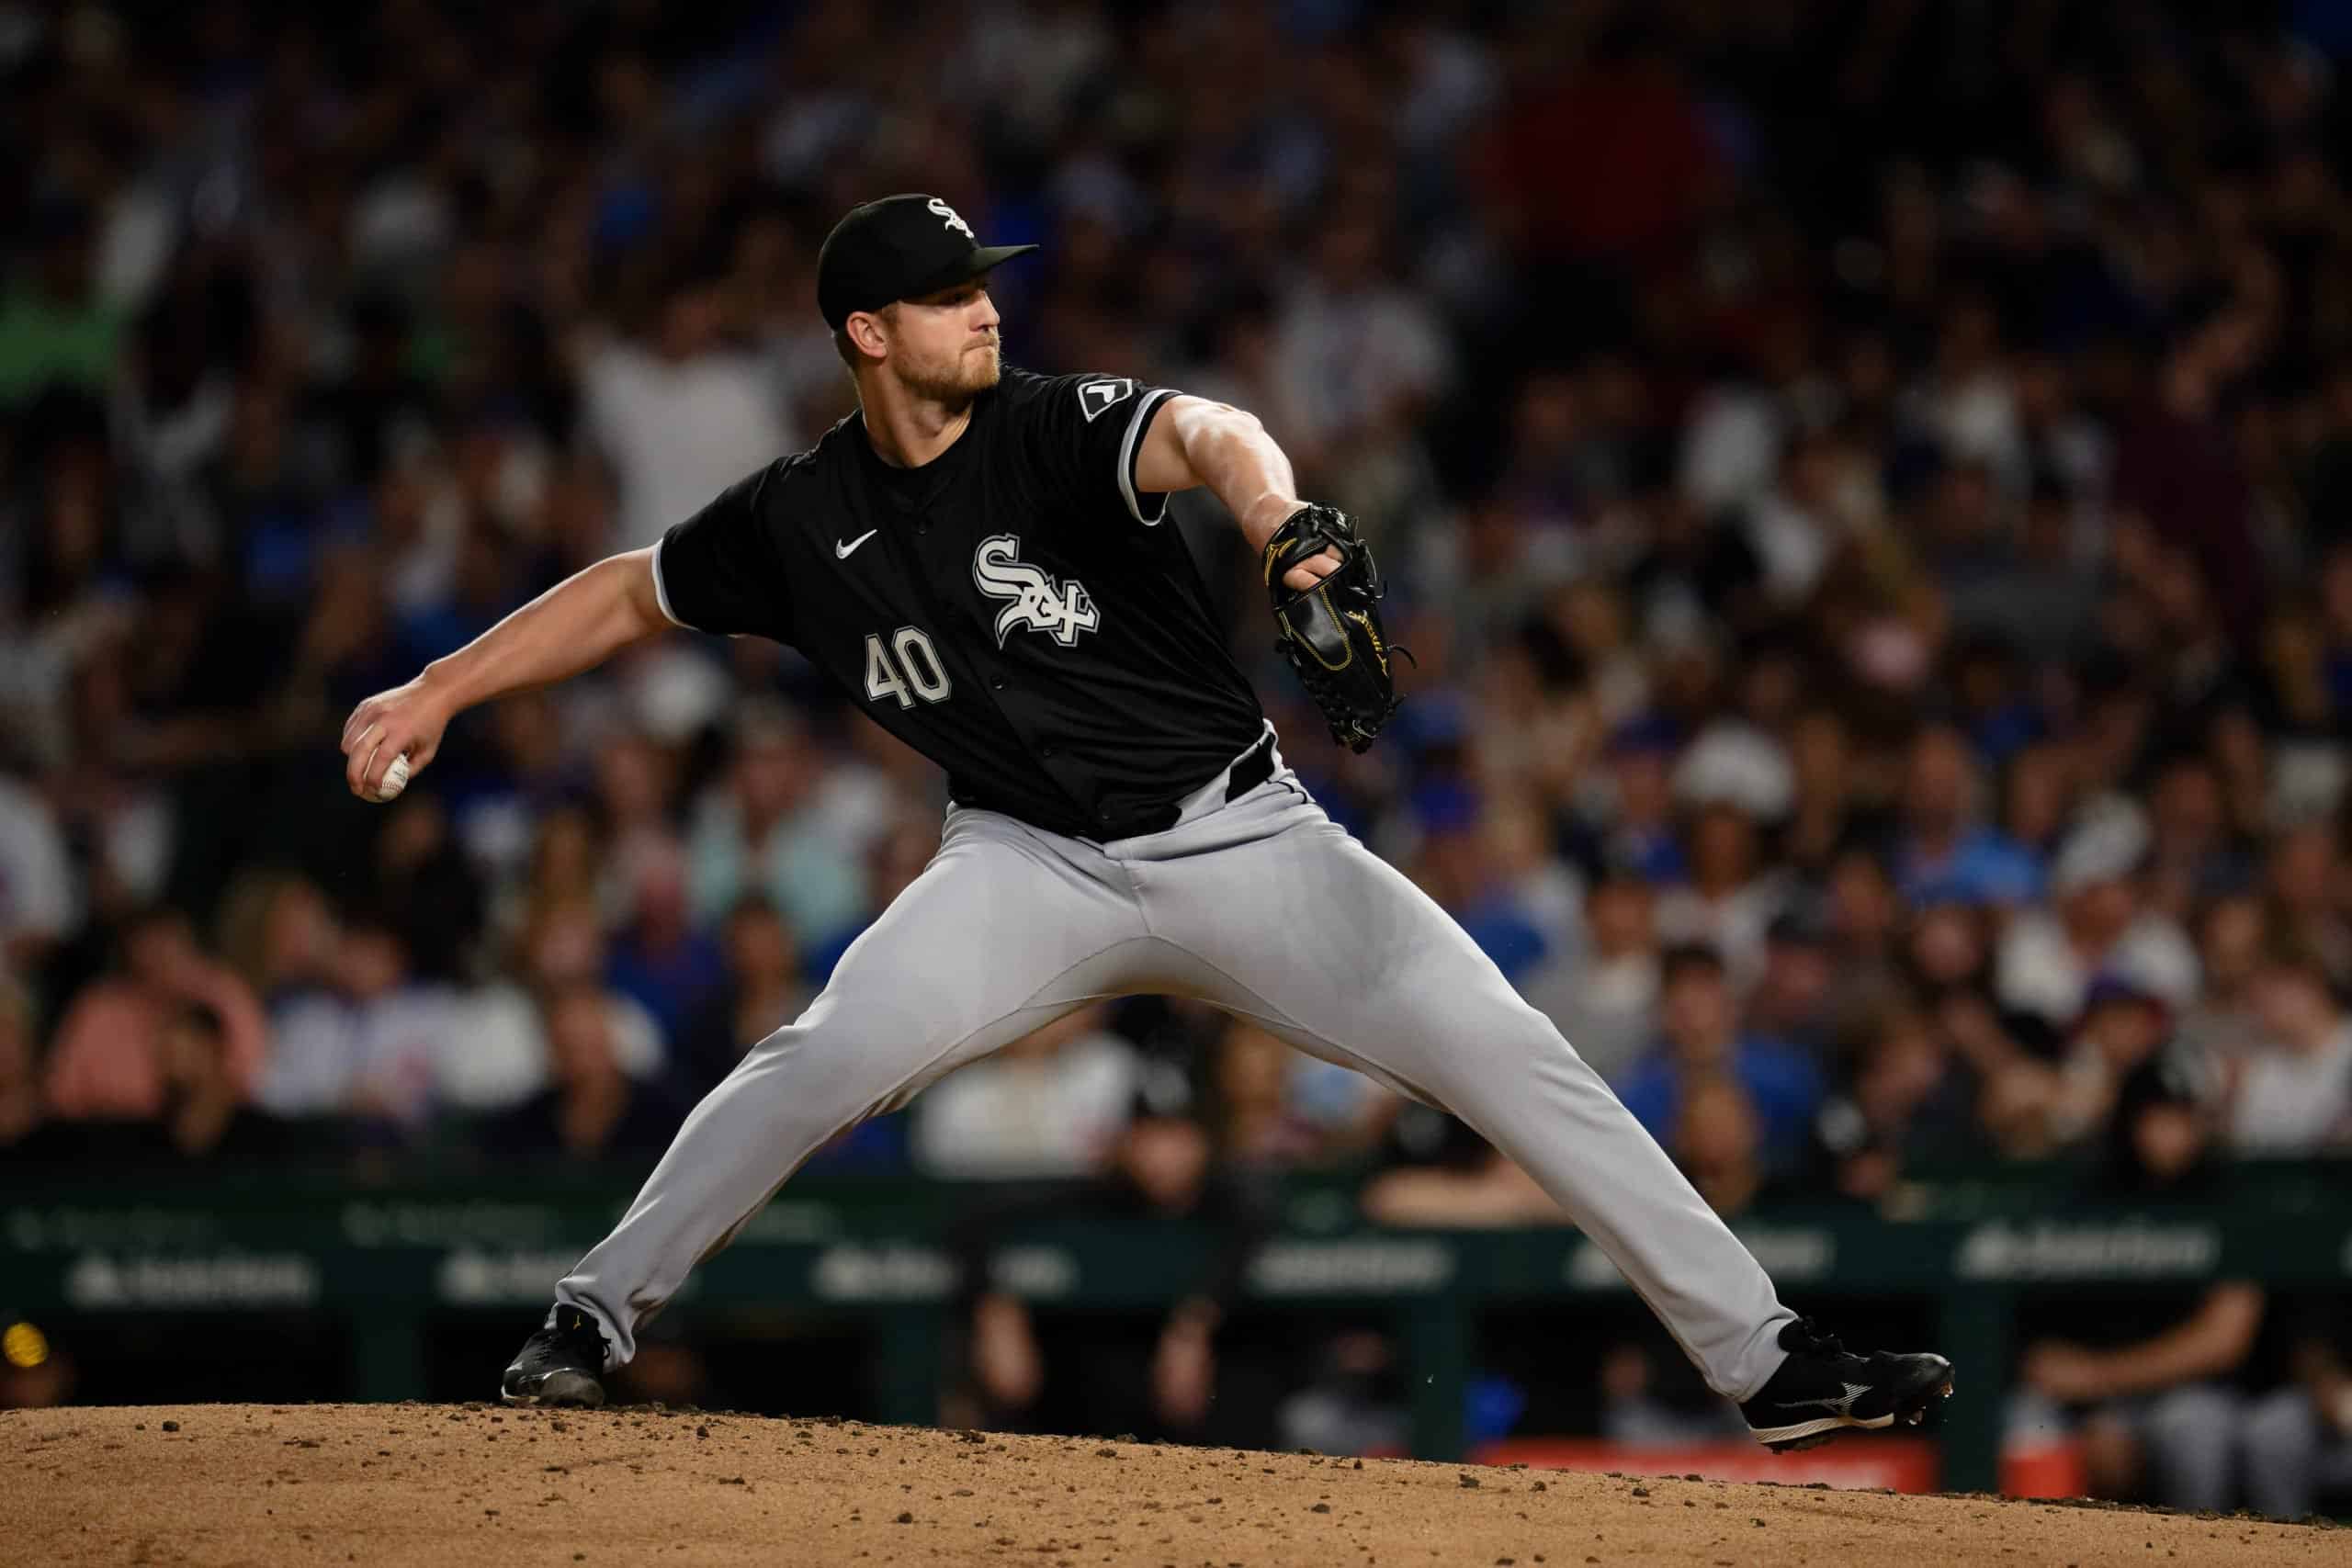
[553,730,1796,1400]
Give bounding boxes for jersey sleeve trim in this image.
[1116,387,1181,526]
[648,536,694,629]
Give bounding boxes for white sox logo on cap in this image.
[927,197,975,241]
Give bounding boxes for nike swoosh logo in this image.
[1779,1382,1871,1416]
[835,530,878,559]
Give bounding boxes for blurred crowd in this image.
[4,0,2352,1513]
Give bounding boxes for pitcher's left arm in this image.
[1136,396,1408,752]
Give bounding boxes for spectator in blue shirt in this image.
[605,841,727,1047]
[1571,716,1688,886]
[1408,780,1549,982]
[1894,724,2045,908]
[1620,944,1823,1168]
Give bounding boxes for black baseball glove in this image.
[1263,503,1408,753]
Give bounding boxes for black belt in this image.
[1224,731,1277,801]
[1097,734,1273,838]
[970,733,1279,840]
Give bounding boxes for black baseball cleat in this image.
[501,1305,610,1408]
[1740,1317,1953,1452]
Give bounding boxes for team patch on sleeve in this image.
[1075,378,1136,422]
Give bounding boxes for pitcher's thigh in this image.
[779,822,1146,1094]
[1151,820,1564,1101]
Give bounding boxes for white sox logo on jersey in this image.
[973,535,1100,648]
[927,197,975,241]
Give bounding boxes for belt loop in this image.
[1223,730,1277,803]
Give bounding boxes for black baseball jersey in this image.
[653,367,1266,840]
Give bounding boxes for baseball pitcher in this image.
[341,195,1951,1451]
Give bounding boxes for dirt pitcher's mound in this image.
[4,1403,2335,1567]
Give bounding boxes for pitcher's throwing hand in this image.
[341,677,452,802]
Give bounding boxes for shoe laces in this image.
[1777,1316,1849,1358]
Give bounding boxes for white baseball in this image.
[375,752,413,803]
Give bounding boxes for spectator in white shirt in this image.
[1521,873,1661,1088]
[257,915,457,1129]
[1272,210,1453,477]
[435,897,667,1112]
[912,1004,1138,1180]
[1996,809,2199,1030]
[0,771,75,967]
[2229,943,2352,1156]
[1655,800,1787,994]
[582,263,793,553]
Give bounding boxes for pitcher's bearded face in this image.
[886,281,1001,402]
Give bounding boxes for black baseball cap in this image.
[816,194,1038,331]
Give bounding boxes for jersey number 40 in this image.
[864,626,953,708]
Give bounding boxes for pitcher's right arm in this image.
[341,547,671,799]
